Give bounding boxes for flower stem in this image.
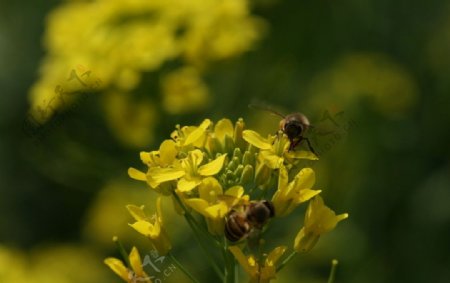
[112,236,130,267]
[223,239,235,283]
[276,251,297,272]
[173,192,221,248]
[172,191,224,278]
[327,259,339,283]
[168,252,201,283]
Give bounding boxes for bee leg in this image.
[302,137,318,156]
[289,138,301,151]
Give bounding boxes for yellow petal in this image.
[291,168,315,193]
[260,150,283,169]
[286,150,319,160]
[184,119,211,145]
[198,177,223,203]
[140,151,153,165]
[229,246,257,277]
[129,247,144,277]
[260,265,276,282]
[128,167,146,181]
[204,202,228,219]
[294,227,319,253]
[187,149,204,167]
[214,119,234,142]
[198,154,227,176]
[104,257,129,282]
[294,189,322,204]
[242,130,272,150]
[129,220,160,238]
[159,139,177,166]
[265,246,287,266]
[277,164,289,193]
[126,205,147,221]
[156,197,164,224]
[147,167,185,188]
[305,196,348,234]
[184,198,209,216]
[337,213,349,222]
[177,177,201,192]
[225,185,244,198]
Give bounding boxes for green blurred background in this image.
[1,0,450,282]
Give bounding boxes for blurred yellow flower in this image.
[161,67,210,114]
[28,0,266,147]
[272,165,321,217]
[105,246,152,283]
[127,197,172,255]
[0,244,113,283]
[294,196,348,253]
[103,91,158,148]
[307,53,418,118]
[229,245,286,283]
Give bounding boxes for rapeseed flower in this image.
[294,196,348,253]
[105,246,151,283]
[127,197,172,255]
[29,0,265,148]
[107,118,348,282]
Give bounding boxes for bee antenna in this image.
[248,103,286,118]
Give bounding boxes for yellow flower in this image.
[242,130,318,169]
[104,246,152,283]
[127,197,172,255]
[171,118,212,149]
[294,196,348,253]
[146,149,227,192]
[184,177,248,235]
[272,165,321,217]
[30,0,265,122]
[161,67,210,114]
[229,245,286,283]
[206,118,247,155]
[102,91,158,148]
[128,139,178,195]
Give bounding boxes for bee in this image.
[225,200,275,242]
[249,104,317,154]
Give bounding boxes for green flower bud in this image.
[234,164,244,177]
[232,148,242,163]
[234,118,246,150]
[242,151,254,166]
[239,164,254,185]
[255,163,271,186]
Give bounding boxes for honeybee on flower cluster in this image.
[225,200,275,242]
[249,104,317,154]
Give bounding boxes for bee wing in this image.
[248,103,286,118]
[308,110,349,145]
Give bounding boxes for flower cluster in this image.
[29,0,265,147]
[107,118,348,282]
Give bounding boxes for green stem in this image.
[223,239,235,283]
[327,259,338,283]
[168,252,201,283]
[173,192,221,248]
[113,236,130,267]
[172,192,224,278]
[276,251,297,272]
